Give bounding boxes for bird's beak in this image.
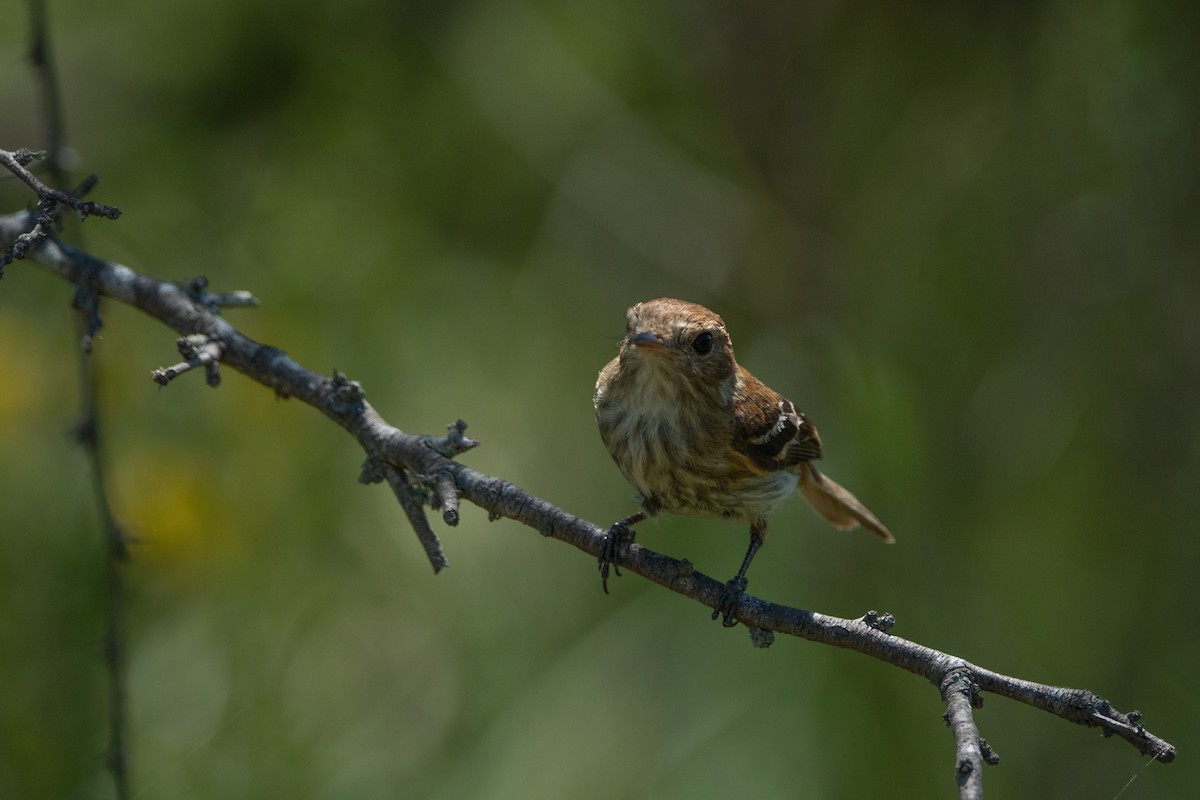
[630,330,671,353]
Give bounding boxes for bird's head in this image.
[619,298,737,388]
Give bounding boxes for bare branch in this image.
[0,213,1178,794]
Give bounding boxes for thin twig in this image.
[0,148,120,221]
[0,144,119,270]
[151,334,223,386]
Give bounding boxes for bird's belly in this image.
[600,402,799,520]
[631,452,799,521]
[664,470,799,520]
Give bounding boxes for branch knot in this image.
[423,419,479,458]
[330,371,365,407]
[940,666,984,709]
[182,275,260,313]
[862,609,896,633]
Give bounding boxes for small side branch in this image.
[151,334,224,387]
[1,147,120,271]
[419,420,477,526]
[941,667,992,800]
[368,460,449,573]
[432,469,462,526]
[182,275,260,312]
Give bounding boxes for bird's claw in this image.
[598,521,636,593]
[712,577,748,627]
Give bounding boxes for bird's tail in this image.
[798,464,894,543]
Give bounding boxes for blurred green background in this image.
[2,1,1197,797]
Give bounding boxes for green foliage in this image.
[1,1,1196,797]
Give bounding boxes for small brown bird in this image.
[594,298,893,625]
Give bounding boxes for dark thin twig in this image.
[27,0,67,186]
[26,3,130,797]
[73,355,132,796]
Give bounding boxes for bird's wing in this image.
[732,374,823,473]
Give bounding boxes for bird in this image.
[593,297,893,625]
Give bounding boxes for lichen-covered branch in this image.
[0,210,1177,798]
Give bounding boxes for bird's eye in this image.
[692,332,714,355]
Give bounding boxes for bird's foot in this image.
[598,520,637,593]
[711,576,748,627]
